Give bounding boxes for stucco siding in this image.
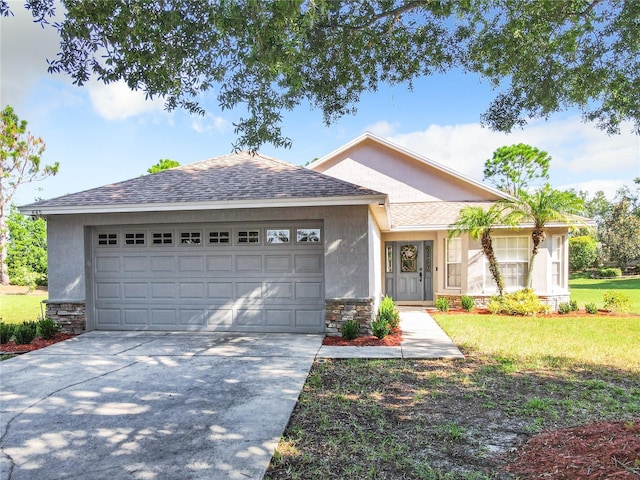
[368,210,382,302]
[314,142,502,202]
[46,205,371,303]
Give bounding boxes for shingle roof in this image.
[390,202,498,229]
[22,151,385,211]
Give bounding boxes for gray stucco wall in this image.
[46,205,371,302]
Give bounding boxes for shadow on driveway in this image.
[1,332,323,480]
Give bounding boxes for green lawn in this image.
[0,294,48,324]
[435,314,640,371]
[569,275,640,313]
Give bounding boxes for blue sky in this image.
[2,4,639,207]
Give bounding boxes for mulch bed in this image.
[0,333,76,355]
[505,419,640,478]
[434,307,632,317]
[322,327,403,346]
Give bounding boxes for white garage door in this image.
[92,222,325,332]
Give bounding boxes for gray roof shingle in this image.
[390,202,498,229]
[22,151,384,210]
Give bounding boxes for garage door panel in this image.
[236,255,262,272]
[124,309,148,326]
[96,257,120,273]
[96,283,120,300]
[207,282,233,300]
[179,310,205,326]
[179,256,204,272]
[295,310,323,327]
[123,256,147,273]
[151,309,176,326]
[151,257,175,272]
[123,283,147,299]
[294,254,323,273]
[265,255,292,273]
[205,308,233,327]
[235,309,263,326]
[179,283,205,299]
[265,310,292,327]
[207,255,232,272]
[96,308,121,327]
[236,282,263,299]
[151,283,176,299]
[93,223,324,333]
[265,282,293,299]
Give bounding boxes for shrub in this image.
[13,321,38,345]
[585,303,598,314]
[36,317,61,340]
[569,299,579,311]
[602,291,631,313]
[371,315,391,339]
[569,236,598,272]
[378,296,400,329]
[460,295,475,312]
[557,302,572,314]
[340,319,359,340]
[0,322,16,343]
[486,289,551,316]
[596,267,622,278]
[435,297,450,312]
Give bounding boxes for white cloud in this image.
[363,120,400,137]
[191,113,229,134]
[87,80,165,120]
[558,179,635,200]
[0,2,64,107]
[387,117,640,195]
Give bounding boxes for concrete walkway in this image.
[316,307,463,359]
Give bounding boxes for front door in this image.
[386,241,434,302]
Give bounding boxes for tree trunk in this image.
[526,228,546,288]
[482,233,504,296]
[0,200,9,285]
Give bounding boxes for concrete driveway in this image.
[0,331,323,480]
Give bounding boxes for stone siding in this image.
[435,293,570,312]
[45,301,86,334]
[325,298,375,336]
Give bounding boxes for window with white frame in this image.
[446,237,462,288]
[487,236,529,289]
[551,235,564,288]
[124,232,145,246]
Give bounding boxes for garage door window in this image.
[97,233,118,246]
[152,232,173,245]
[125,233,146,246]
[296,228,321,243]
[180,232,202,245]
[267,229,290,244]
[209,231,230,244]
[238,230,260,244]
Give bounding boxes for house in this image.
[20,133,572,335]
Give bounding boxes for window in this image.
[209,231,230,244]
[97,233,118,246]
[238,230,260,244]
[267,229,290,244]
[296,228,321,243]
[152,232,173,245]
[487,236,529,289]
[180,231,201,245]
[124,232,145,246]
[385,245,393,273]
[551,235,564,288]
[446,237,462,288]
[400,244,418,272]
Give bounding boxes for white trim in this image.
[308,132,513,201]
[19,194,387,216]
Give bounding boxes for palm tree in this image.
[502,184,585,287]
[449,205,507,296]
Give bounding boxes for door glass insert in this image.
[400,244,418,272]
[385,245,393,273]
[424,243,432,273]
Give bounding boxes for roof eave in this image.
[19,195,388,216]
